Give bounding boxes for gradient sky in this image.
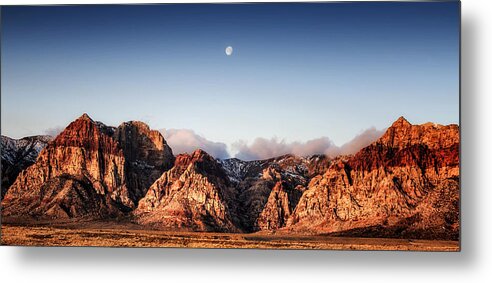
[1,2,459,148]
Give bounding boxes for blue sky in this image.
[1,2,459,154]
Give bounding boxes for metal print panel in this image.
[0,1,460,251]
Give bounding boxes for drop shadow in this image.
[4,8,479,272]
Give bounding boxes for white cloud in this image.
[160,129,230,159]
[45,124,383,161]
[232,137,336,161]
[232,128,385,161]
[336,127,386,156]
[44,126,64,137]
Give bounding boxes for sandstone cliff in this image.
[1,114,174,219]
[257,181,304,231]
[135,149,239,232]
[114,121,174,204]
[1,115,460,240]
[223,154,329,232]
[287,117,460,240]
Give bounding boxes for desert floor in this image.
[0,224,459,251]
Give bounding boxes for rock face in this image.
[257,181,304,231]
[1,115,460,240]
[114,121,174,204]
[1,135,52,199]
[135,149,239,232]
[287,117,460,240]
[1,114,174,219]
[219,154,329,232]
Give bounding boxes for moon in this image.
[225,46,233,56]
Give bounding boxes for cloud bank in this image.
[45,124,383,161]
[233,127,385,161]
[336,127,386,156]
[44,126,64,137]
[232,137,336,161]
[160,129,230,159]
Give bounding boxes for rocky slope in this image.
[287,117,460,239]
[114,121,174,203]
[222,154,330,232]
[1,115,459,240]
[1,114,174,219]
[135,149,239,232]
[1,135,52,199]
[135,151,328,232]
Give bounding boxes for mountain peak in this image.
[173,149,214,170]
[119,120,151,131]
[391,116,411,128]
[192,148,209,157]
[78,113,94,121]
[375,116,459,150]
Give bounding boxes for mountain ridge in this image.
[1,135,53,199]
[1,114,460,240]
[1,114,174,219]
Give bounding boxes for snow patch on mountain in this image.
[1,135,52,164]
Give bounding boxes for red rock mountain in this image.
[135,149,239,232]
[230,154,327,232]
[1,114,174,219]
[287,117,459,239]
[1,115,459,240]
